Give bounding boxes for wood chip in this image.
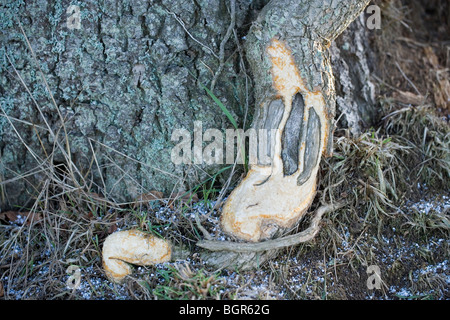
[0,210,43,225]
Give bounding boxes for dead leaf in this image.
[424,47,440,69]
[392,90,426,105]
[24,211,43,225]
[434,77,450,111]
[423,47,450,111]
[108,223,118,234]
[0,211,18,222]
[0,281,3,297]
[179,191,199,203]
[0,211,43,225]
[86,192,106,202]
[138,190,164,202]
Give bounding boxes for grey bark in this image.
[0,0,377,211]
[0,0,258,209]
[330,13,378,135]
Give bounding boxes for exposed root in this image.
[197,202,344,253]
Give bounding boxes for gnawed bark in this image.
[220,0,370,242]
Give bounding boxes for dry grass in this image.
[1,0,449,300]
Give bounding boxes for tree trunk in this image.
[0,0,375,213]
[1,0,258,210]
[220,0,371,242]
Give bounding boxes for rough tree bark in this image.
[1,0,258,210]
[0,0,377,219]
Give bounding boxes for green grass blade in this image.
[201,84,238,129]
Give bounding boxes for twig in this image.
[210,0,236,91]
[196,202,345,252]
[194,211,213,240]
[395,61,422,96]
[166,9,218,59]
[204,24,252,218]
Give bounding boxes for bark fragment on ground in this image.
[102,229,172,283]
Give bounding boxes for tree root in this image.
[197,202,344,253]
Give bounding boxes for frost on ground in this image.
[0,193,448,300]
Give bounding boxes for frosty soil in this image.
[1,194,448,300]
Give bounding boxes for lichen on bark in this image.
[0,0,257,209]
